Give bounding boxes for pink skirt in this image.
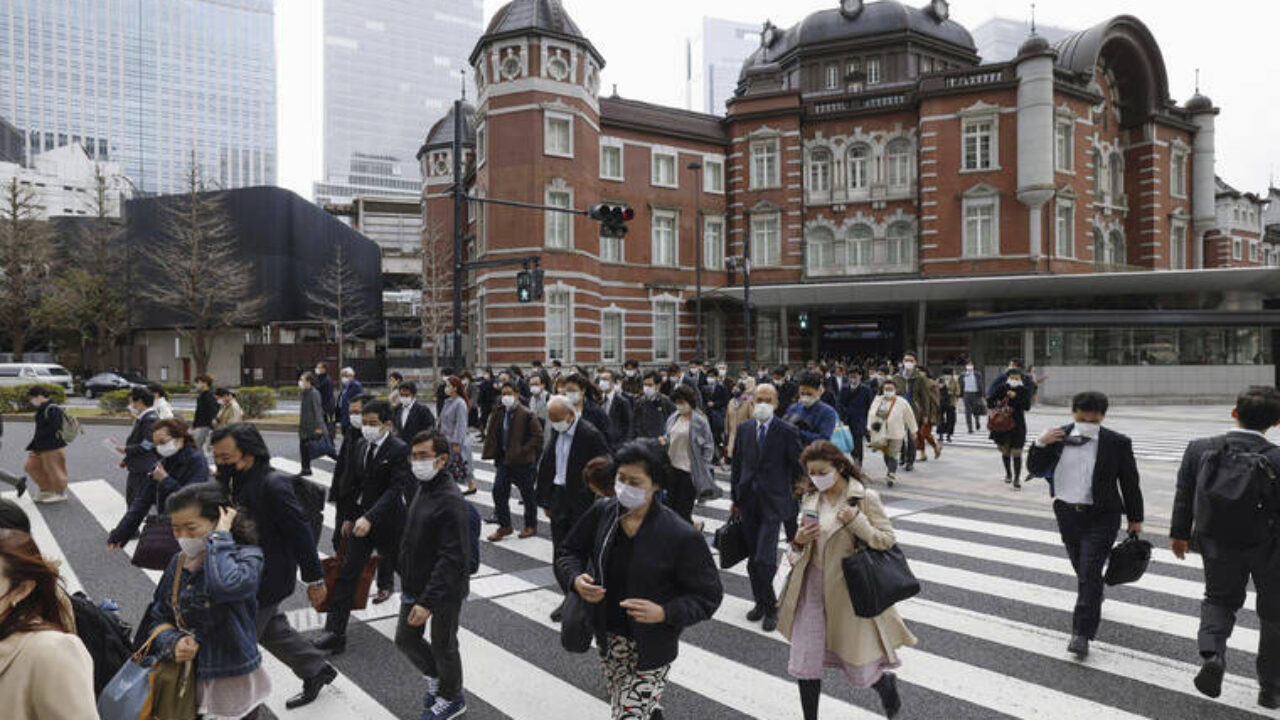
[787,565,900,688]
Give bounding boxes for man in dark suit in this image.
[702,368,732,462]
[313,399,413,653]
[597,369,633,446]
[313,361,337,436]
[116,386,160,507]
[336,367,365,434]
[841,368,875,465]
[730,382,804,632]
[684,358,707,391]
[1027,391,1143,659]
[771,366,798,412]
[538,394,610,622]
[1170,386,1280,707]
[394,381,436,443]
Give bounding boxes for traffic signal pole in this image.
[450,98,465,372]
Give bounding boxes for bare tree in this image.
[0,178,53,361]
[420,218,455,380]
[137,158,264,375]
[306,239,379,370]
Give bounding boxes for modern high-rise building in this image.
[314,0,484,205]
[687,17,762,115]
[0,0,276,195]
[971,16,1075,63]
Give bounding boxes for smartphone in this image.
[802,509,819,527]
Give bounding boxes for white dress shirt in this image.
[1050,427,1099,505]
[399,399,413,429]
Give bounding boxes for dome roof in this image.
[1016,33,1052,59]
[419,102,476,155]
[471,0,602,65]
[1185,92,1214,112]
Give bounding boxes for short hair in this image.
[1009,357,1024,367]
[690,358,704,366]
[398,381,418,396]
[340,366,355,377]
[146,381,167,399]
[527,374,544,386]
[583,455,616,497]
[316,362,329,371]
[667,363,681,374]
[551,359,562,367]
[623,359,638,369]
[353,392,375,406]
[902,352,917,361]
[531,360,544,367]
[411,430,450,456]
[797,371,824,390]
[165,481,257,545]
[26,385,52,399]
[129,386,155,407]
[881,378,897,389]
[1006,368,1023,378]
[773,365,788,377]
[152,418,193,445]
[1236,386,1280,432]
[849,366,864,377]
[501,381,520,393]
[643,370,662,384]
[599,368,616,382]
[195,374,214,386]
[613,440,670,491]
[1071,391,1110,416]
[670,384,699,407]
[301,371,316,384]
[214,387,234,398]
[389,371,404,382]
[363,399,394,423]
[210,423,271,461]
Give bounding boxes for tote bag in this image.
[831,424,855,455]
[97,624,171,720]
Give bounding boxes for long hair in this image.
[447,376,471,409]
[799,440,869,488]
[0,530,70,639]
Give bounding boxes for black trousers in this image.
[549,488,591,592]
[1053,501,1121,639]
[1199,536,1280,691]
[665,468,696,522]
[324,528,398,635]
[395,600,464,701]
[738,503,781,611]
[256,603,328,680]
[851,430,865,466]
[899,437,916,468]
[940,404,957,438]
[963,392,983,431]
[493,463,537,529]
[299,437,314,472]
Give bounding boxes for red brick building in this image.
[421,0,1278,401]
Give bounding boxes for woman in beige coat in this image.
[866,379,917,487]
[724,377,756,460]
[777,441,916,720]
[214,388,244,427]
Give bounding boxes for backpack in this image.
[1194,438,1280,545]
[290,474,327,550]
[52,404,82,445]
[464,500,481,575]
[69,591,134,696]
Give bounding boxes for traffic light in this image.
[588,203,634,239]
[516,270,533,303]
[531,268,544,300]
[798,312,810,332]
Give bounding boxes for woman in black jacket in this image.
[106,418,209,549]
[987,368,1033,488]
[556,442,723,719]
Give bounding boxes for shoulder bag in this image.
[132,514,181,571]
[987,399,1016,434]
[840,498,921,618]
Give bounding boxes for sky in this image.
[275,0,1280,198]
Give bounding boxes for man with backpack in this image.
[1171,386,1280,709]
[25,386,73,503]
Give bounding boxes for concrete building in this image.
[0,117,24,166]
[687,17,762,115]
[314,0,484,205]
[1213,177,1271,268]
[971,16,1075,63]
[0,143,130,219]
[423,0,1279,403]
[0,0,276,195]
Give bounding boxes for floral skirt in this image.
[787,565,899,688]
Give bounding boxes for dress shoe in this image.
[311,631,346,654]
[371,588,394,605]
[902,464,914,472]
[885,474,896,487]
[873,672,901,719]
[300,469,313,477]
[746,604,765,622]
[1067,635,1089,658]
[518,526,537,539]
[550,603,563,622]
[1260,687,1279,709]
[1013,480,1022,490]
[463,484,478,496]
[488,526,513,542]
[285,663,338,709]
[1193,654,1224,698]
[762,609,778,632]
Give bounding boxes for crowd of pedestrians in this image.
[0,356,1278,720]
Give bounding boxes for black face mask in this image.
[215,463,239,479]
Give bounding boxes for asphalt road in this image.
[0,417,1273,720]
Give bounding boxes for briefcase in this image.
[316,552,379,612]
[713,514,749,570]
[1104,532,1152,586]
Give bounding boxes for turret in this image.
[1186,91,1218,269]
[1014,34,1056,260]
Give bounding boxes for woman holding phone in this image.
[777,441,915,720]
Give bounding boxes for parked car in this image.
[82,372,151,398]
[0,363,75,393]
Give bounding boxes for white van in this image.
[0,363,75,393]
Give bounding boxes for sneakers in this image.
[885,473,896,487]
[422,695,467,720]
[1194,654,1225,698]
[34,490,68,504]
[421,676,441,709]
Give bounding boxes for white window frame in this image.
[847,144,870,191]
[1170,219,1187,270]
[962,191,1000,257]
[600,229,624,263]
[544,186,574,249]
[651,148,678,189]
[848,224,874,267]
[705,311,725,361]
[652,299,678,362]
[808,148,831,194]
[750,212,782,266]
[1170,150,1188,197]
[476,122,487,167]
[545,286,572,362]
[1093,149,1106,200]
[1055,198,1074,258]
[806,227,843,272]
[600,309,624,364]
[599,139,623,181]
[885,138,911,189]
[756,314,779,363]
[1055,119,1073,172]
[865,57,881,85]
[885,222,913,266]
[703,214,724,271]
[825,63,839,90]
[961,114,998,172]
[1233,237,1242,261]
[750,138,780,189]
[1109,152,1124,204]
[1250,240,1260,262]
[704,158,725,194]
[651,209,678,267]
[543,111,574,159]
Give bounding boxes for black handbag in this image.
[131,515,180,571]
[560,587,595,654]
[714,514,749,570]
[840,501,920,618]
[1104,532,1152,586]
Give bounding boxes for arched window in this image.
[1109,152,1124,203]
[847,144,870,190]
[848,224,874,266]
[1093,227,1106,266]
[1092,150,1105,198]
[886,222,913,266]
[806,227,844,272]
[1109,229,1126,266]
[885,139,911,188]
[808,148,831,194]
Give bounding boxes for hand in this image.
[1127,521,1143,535]
[729,504,739,517]
[1038,427,1066,445]
[573,574,606,604]
[451,443,460,454]
[118,460,127,468]
[793,521,820,546]
[151,464,168,481]
[306,583,327,610]
[836,505,860,525]
[1007,391,1016,399]
[314,428,324,436]
[353,517,372,537]
[114,445,126,455]
[658,436,668,446]
[215,506,237,533]
[174,636,199,663]
[107,542,123,553]
[619,598,665,624]
[341,521,353,538]
[407,604,432,627]
[1170,538,1189,560]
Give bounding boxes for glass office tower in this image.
[0,0,276,195]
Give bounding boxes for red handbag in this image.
[987,400,1016,433]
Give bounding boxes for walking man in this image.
[1027,391,1143,658]
[191,374,218,454]
[1171,386,1280,708]
[960,361,984,433]
[115,387,159,506]
[298,372,328,477]
[394,382,437,443]
[482,381,544,541]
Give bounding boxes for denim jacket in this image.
[147,531,264,680]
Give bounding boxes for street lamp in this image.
[687,161,704,360]
[725,254,752,373]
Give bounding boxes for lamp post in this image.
[687,161,704,359]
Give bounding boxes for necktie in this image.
[365,442,376,471]
[757,422,767,451]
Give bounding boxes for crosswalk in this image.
[4,447,1272,720]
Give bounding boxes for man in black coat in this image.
[313,399,412,652]
[841,368,875,465]
[191,374,219,453]
[632,372,676,440]
[116,386,159,507]
[397,430,471,717]
[394,381,436,442]
[537,395,610,621]
[730,382,804,632]
[702,368,732,461]
[1027,391,1142,659]
[211,423,336,709]
[313,361,337,435]
[1170,387,1280,707]
[771,366,799,412]
[598,369,633,447]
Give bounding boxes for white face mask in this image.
[810,471,838,492]
[349,414,364,428]
[965,366,975,372]
[551,418,572,433]
[501,395,516,409]
[177,535,207,557]
[624,369,637,378]
[361,424,384,443]
[883,389,896,398]
[799,394,817,407]
[129,405,141,417]
[643,385,657,397]
[530,386,543,396]
[1074,421,1101,438]
[675,403,691,415]
[298,380,307,389]
[614,481,649,510]
[1007,379,1023,388]
[903,361,915,371]
[412,460,440,481]
[598,380,612,393]
[753,403,774,421]
[314,367,323,375]
[156,440,180,458]
[341,377,352,385]
[566,391,582,406]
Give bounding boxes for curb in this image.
[1,414,296,433]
